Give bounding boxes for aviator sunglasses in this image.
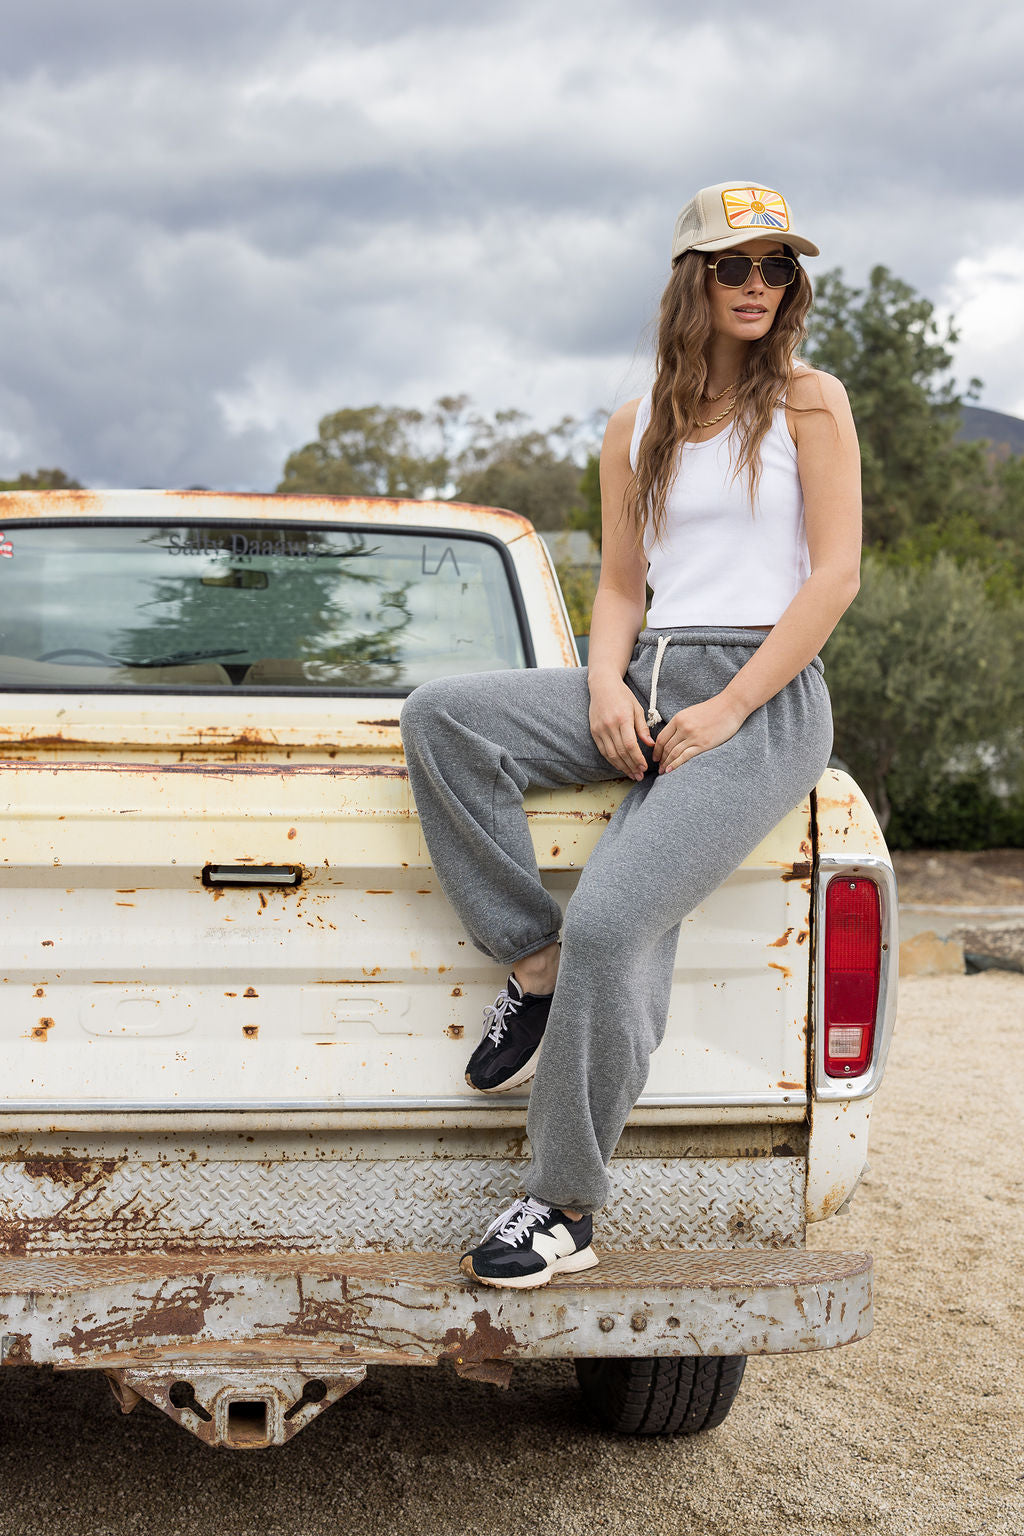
[706,254,798,288]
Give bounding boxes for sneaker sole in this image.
[460,1245,599,1290]
[464,1043,543,1095]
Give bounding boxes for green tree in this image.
[278,397,602,532]
[821,550,1022,832]
[804,267,983,551]
[277,405,450,498]
[555,561,599,638]
[0,467,83,490]
[454,416,584,530]
[567,452,602,546]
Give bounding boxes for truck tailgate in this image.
[0,759,814,1111]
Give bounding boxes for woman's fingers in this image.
[659,741,696,774]
[591,712,648,779]
[600,730,641,779]
[616,722,647,780]
[633,701,655,749]
[652,696,745,772]
[588,678,655,780]
[651,720,676,763]
[653,719,693,773]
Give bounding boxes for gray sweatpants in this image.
[399,626,834,1215]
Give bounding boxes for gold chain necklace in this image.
[696,384,736,430]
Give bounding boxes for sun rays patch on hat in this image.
[671,182,820,262]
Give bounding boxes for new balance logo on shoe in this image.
[461,1195,599,1289]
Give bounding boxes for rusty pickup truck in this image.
[0,489,897,1447]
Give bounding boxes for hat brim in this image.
[681,231,820,258]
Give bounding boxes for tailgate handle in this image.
[203,864,303,888]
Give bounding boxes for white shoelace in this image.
[480,983,521,1046]
[483,1196,553,1248]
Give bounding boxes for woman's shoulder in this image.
[788,362,851,409]
[602,395,648,462]
[785,363,856,450]
[605,395,647,437]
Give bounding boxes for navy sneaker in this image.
[464,975,552,1094]
[460,1196,599,1289]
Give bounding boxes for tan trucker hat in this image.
[671,181,820,262]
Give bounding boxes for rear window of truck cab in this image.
[0,521,532,693]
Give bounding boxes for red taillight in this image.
[823,877,881,1077]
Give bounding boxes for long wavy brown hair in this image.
[630,247,814,546]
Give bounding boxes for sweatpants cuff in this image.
[503,931,562,967]
[526,1187,602,1218]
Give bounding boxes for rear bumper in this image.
[0,1248,872,1374]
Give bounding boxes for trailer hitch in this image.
[102,1361,366,1448]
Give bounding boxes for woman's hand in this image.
[588,675,654,782]
[651,693,749,775]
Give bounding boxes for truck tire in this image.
[574,1355,746,1435]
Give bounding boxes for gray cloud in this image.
[1,0,1022,489]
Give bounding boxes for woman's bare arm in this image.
[586,400,654,781]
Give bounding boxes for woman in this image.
[400,180,862,1290]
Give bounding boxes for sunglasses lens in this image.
[714,257,752,286]
[761,257,797,287]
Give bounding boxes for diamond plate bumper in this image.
[0,1248,872,1373]
[0,1155,805,1253]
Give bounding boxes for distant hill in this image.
[956,405,1024,457]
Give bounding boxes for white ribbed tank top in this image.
[629,388,810,627]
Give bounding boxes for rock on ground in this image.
[950,919,1024,973]
[899,928,965,975]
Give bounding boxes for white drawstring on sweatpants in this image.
[646,634,671,728]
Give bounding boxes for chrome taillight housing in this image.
[813,857,898,1100]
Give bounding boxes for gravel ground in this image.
[0,970,1019,1536]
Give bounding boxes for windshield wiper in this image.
[131,649,249,668]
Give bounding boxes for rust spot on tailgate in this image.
[31,1018,54,1040]
[442,1309,518,1389]
[243,987,258,999]
[21,1157,118,1185]
[781,863,811,881]
[769,928,794,947]
[0,1333,30,1365]
[0,1214,27,1257]
[358,719,400,728]
[61,1276,218,1356]
[0,760,411,778]
[816,1181,849,1220]
[728,1208,755,1242]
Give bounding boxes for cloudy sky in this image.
[2,0,1022,490]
